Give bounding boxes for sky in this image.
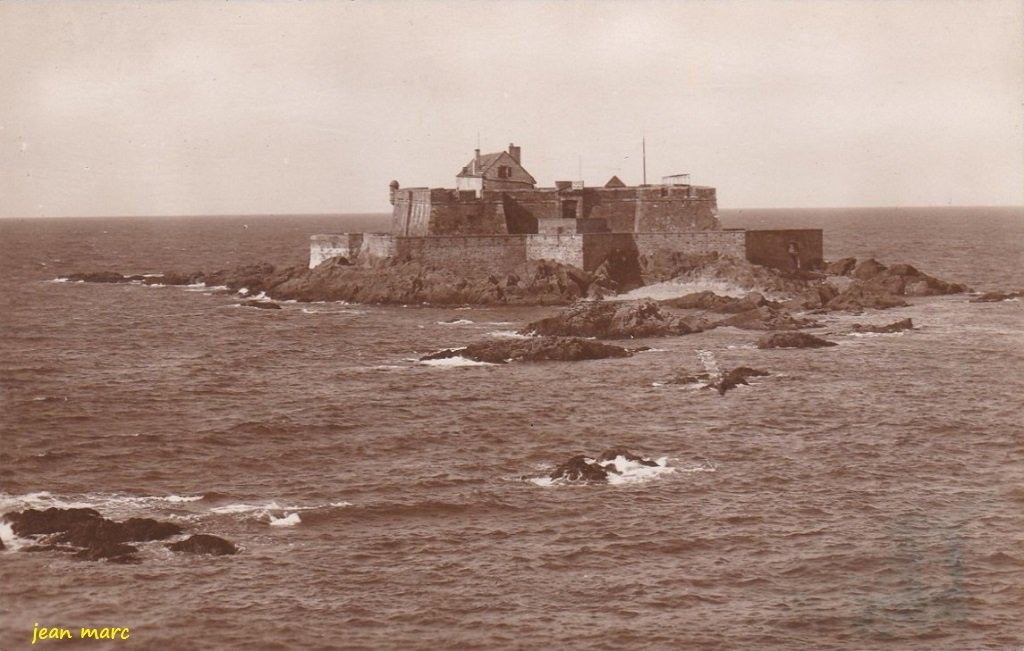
[1,0,1022,217]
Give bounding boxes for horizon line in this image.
[1,204,1022,220]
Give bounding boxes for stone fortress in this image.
[309,143,822,275]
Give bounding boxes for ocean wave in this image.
[437,319,474,325]
[268,512,302,527]
[0,491,205,517]
[486,330,530,339]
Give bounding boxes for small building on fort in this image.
[311,143,822,275]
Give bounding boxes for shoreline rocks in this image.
[63,254,968,312]
[520,300,707,339]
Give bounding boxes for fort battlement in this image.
[312,143,823,274]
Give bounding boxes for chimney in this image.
[473,148,480,173]
[508,143,521,164]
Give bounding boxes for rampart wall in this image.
[311,229,824,274]
[394,235,529,276]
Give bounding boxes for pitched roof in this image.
[457,151,503,177]
[456,150,536,184]
[605,175,626,188]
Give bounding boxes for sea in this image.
[0,207,1021,650]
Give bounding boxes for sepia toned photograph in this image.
[1,1,1022,649]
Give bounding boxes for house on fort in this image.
[310,143,822,274]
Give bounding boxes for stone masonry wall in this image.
[393,236,528,276]
[633,230,746,259]
[525,234,585,268]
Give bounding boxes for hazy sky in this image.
[2,0,1022,217]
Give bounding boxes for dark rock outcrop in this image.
[548,449,659,482]
[757,332,837,349]
[520,300,706,339]
[166,534,238,556]
[824,283,909,312]
[421,336,632,364]
[2,507,229,563]
[825,257,858,276]
[549,455,610,482]
[850,318,914,334]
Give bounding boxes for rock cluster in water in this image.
[2,507,237,563]
[549,448,659,483]
[669,367,771,395]
[420,336,634,364]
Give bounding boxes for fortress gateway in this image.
[309,144,822,274]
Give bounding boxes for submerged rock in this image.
[520,300,705,339]
[664,367,770,394]
[757,332,837,349]
[241,299,282,310]
[421,336,632,364]
[711,367,771,395]
[970,291,1022,303]
[850,318,914,334]
[64,271,127,283]
[167,534,238,556]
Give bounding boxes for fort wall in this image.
[394,235,529,276]
[311,228,823,273]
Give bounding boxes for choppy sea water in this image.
[0,207,1022,650]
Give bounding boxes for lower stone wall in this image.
[633,230,746,259]
[310,228,825,274]
[745,229,823,271]
[526,234,585,268]
[394,235,528,276]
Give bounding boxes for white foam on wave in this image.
[51,277,69,283]
[0,520,31,551]
[604,455,675,485]
[437,319,474,325]
[847,330,907,338]
[486,330,529,339]
[269,512,301,527]
[616,278,748,301]
[419,355,495,367]
[0,491,205,517]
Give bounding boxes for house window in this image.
[497,165,511,179]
